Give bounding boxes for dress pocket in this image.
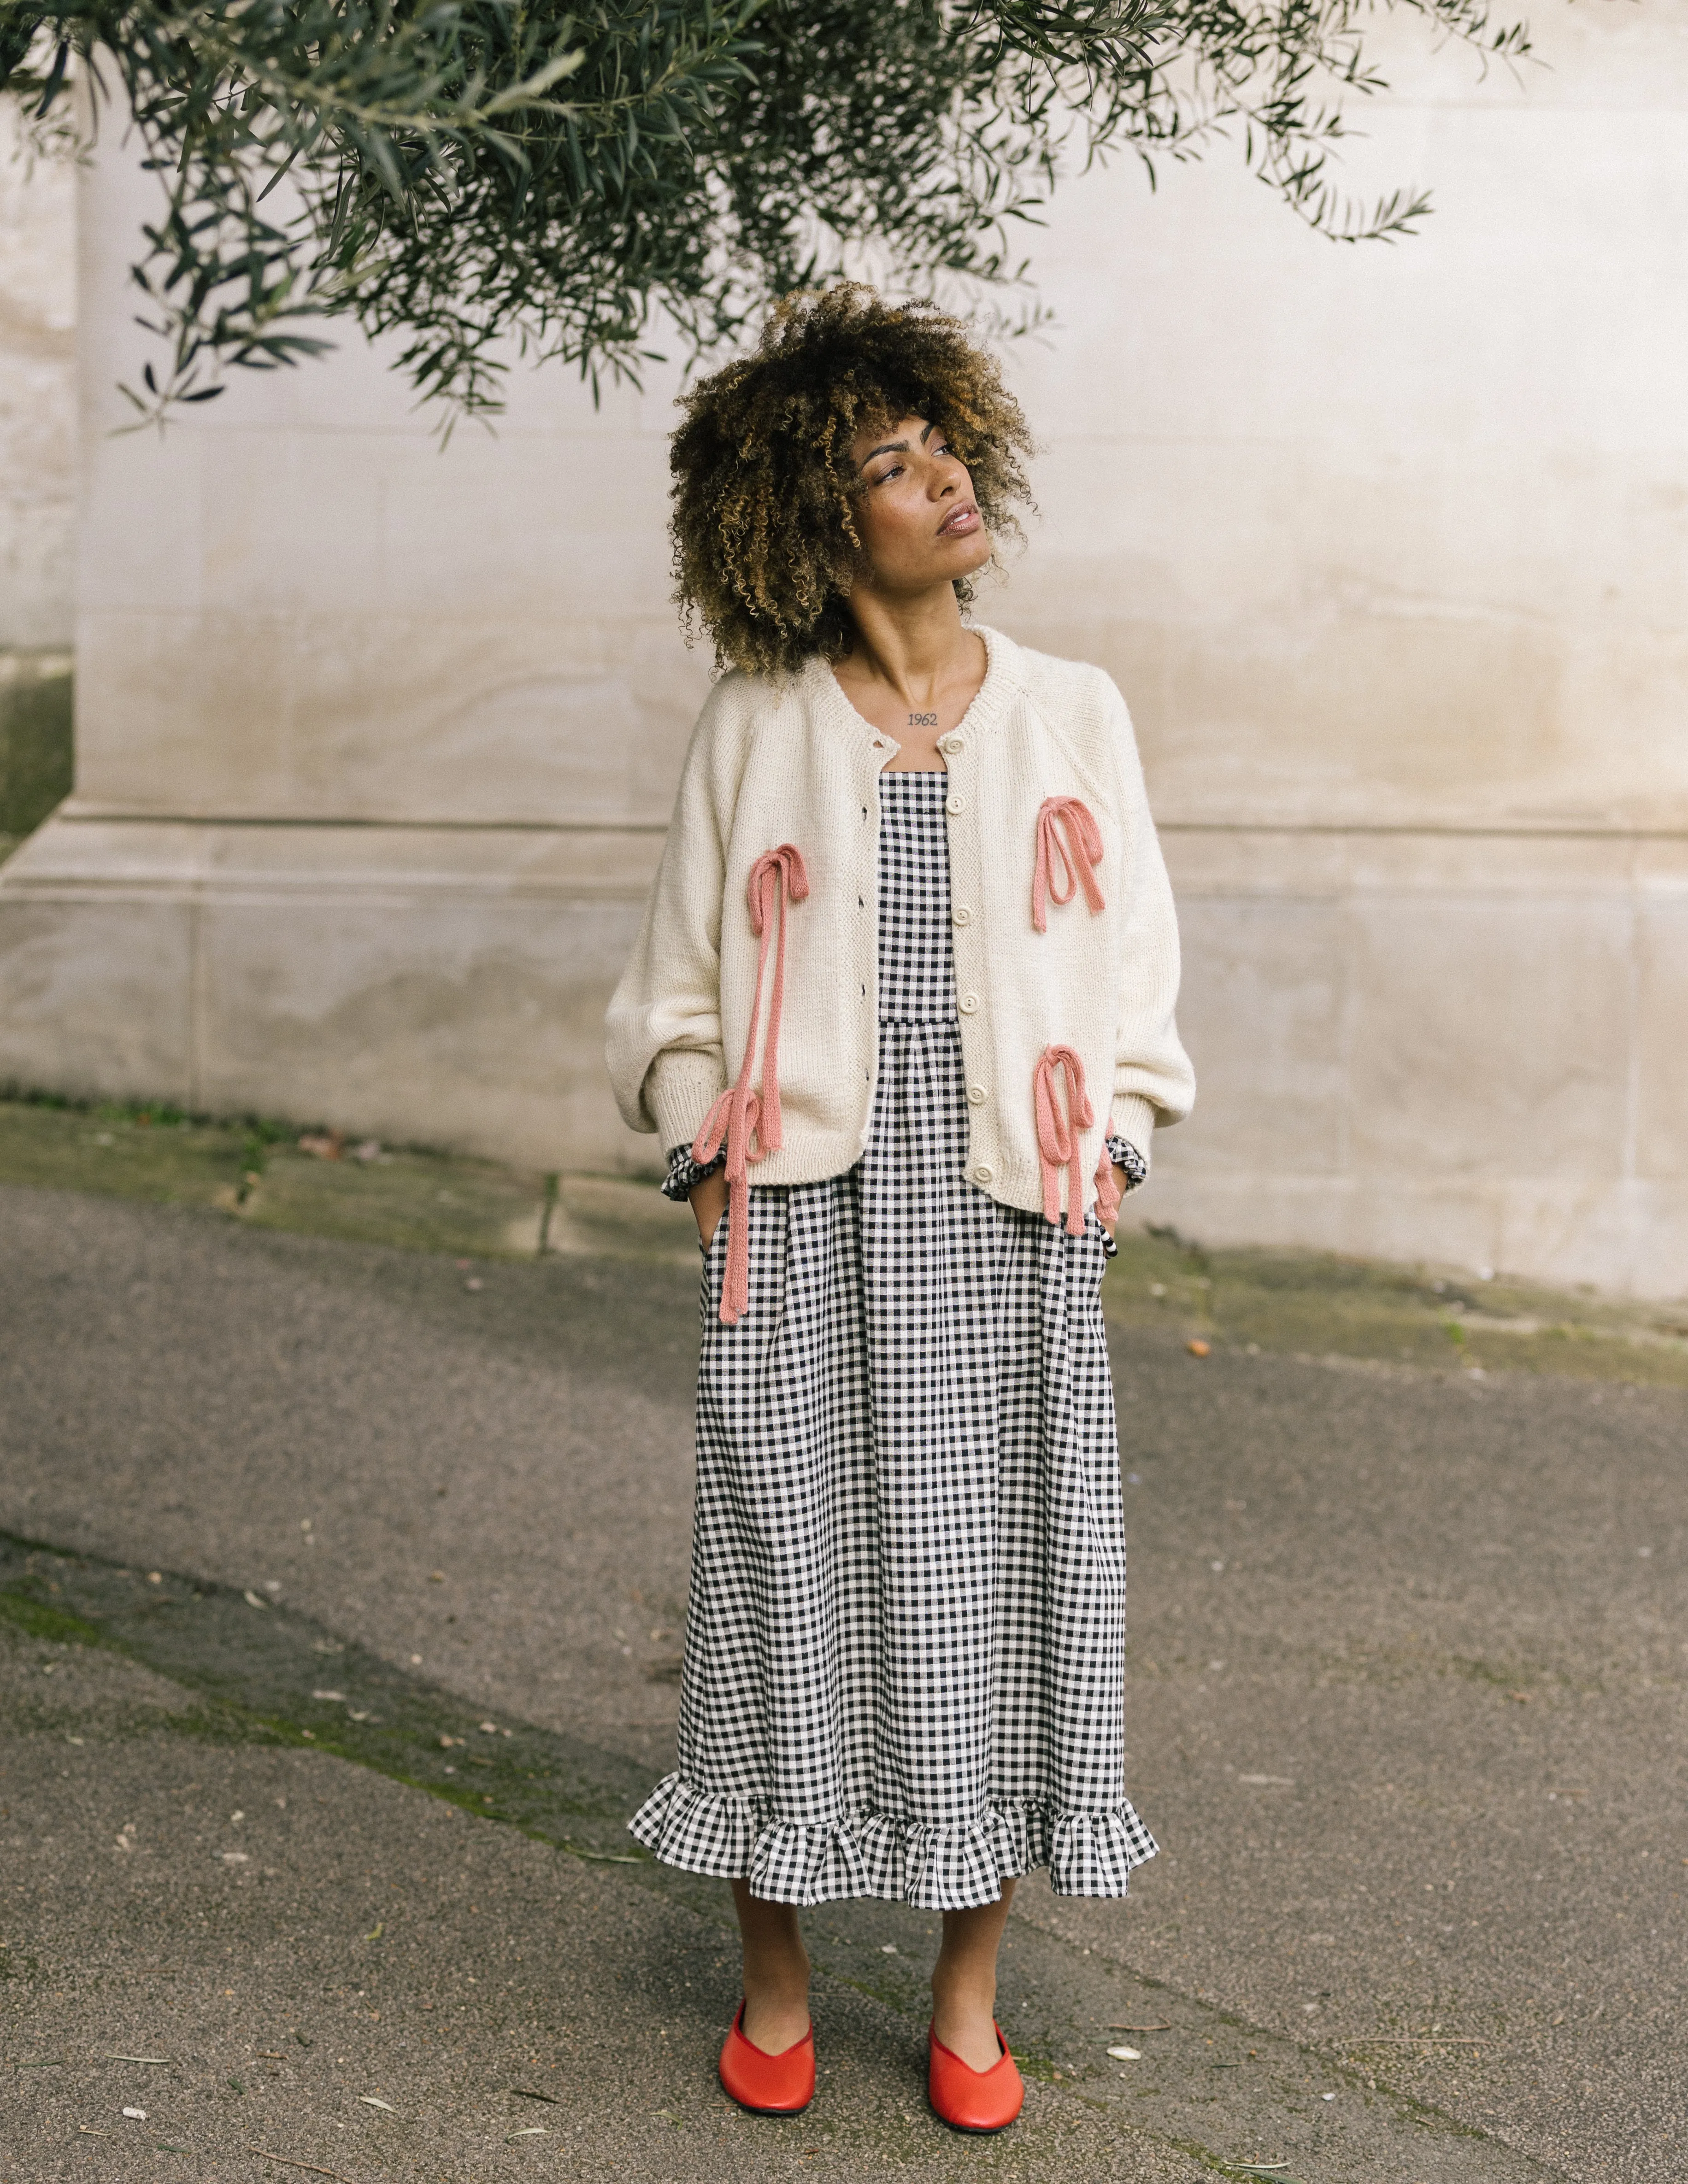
[698,1209,729,1314]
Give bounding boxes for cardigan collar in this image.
[800,622,1023,761]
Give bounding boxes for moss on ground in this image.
[2,1092,1682,1382]
[0,1093,697,1265]
[1102,1224,1688,1386]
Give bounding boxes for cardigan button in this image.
[971,1164,994,1186]
[940,733,965,755]
[967,1085,988,1106]
[959,992,980,1014]
[952,904,973,926]
[945,793,967,816]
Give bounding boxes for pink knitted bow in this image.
[692,843,810,1325]
[1032,796,1105,933]
[1033,1044,1122,1237]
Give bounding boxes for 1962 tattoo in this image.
[908,712,938,727]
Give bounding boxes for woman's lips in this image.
[938,504,981,537]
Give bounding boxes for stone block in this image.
[1636,887,1688,1183]
[1153,895,1347,1175]
[1346,893,1632,1179]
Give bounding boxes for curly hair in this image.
[670,285,1034,677]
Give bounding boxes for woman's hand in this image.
[1100,1165,1131,1238]
[689,1168,729,1249]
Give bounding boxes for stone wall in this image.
[995,7,1688,1297]
[0,6,1683,1295]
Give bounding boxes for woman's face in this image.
[847,413,993,598]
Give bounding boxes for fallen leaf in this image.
[1106,2045,1141,2060]
[109,2055,170,2065]
[312,1691,346,1703]
[358,2094,397,2111]
[1187,1338,1212,1358]
[1508,1691,1531,1703]
[364,1923,384,1941]
[123,2107,149,2119]
[243,1591,270,1610]
[507,2128,548,2138]
[510,2087,561,2104]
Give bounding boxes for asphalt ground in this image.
[1,1183,1685,2183]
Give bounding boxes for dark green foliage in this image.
[0,661,72,840]
[1,0,1530,421]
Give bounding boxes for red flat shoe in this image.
[928,2020,1024,2133]
[718,2001,816,2116]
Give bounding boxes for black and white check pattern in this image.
[631,772,1157,1909]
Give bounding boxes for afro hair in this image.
[670,284,1034,676]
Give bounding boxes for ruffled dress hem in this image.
[628,1771,1158,1910]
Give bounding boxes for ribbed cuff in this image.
[646,1050,729,1155]
[1108,1094,1158,1173]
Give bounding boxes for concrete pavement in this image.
[2,1182,1684,2180]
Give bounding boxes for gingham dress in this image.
[628,771,1157,1910]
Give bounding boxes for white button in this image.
[967,1085,988,1106]
[940,733,965,755]
[952,904,972,926]
[946,794,967,816]
[971,1164,993,1186]
[959,992,980,1015]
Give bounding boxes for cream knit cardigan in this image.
[605,624,1194,1219]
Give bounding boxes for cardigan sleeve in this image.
[604,687,735,1148]
[1100,672,1196,1161]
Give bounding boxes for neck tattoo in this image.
[907,711,937,728]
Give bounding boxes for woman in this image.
[606,285,1193,2133]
